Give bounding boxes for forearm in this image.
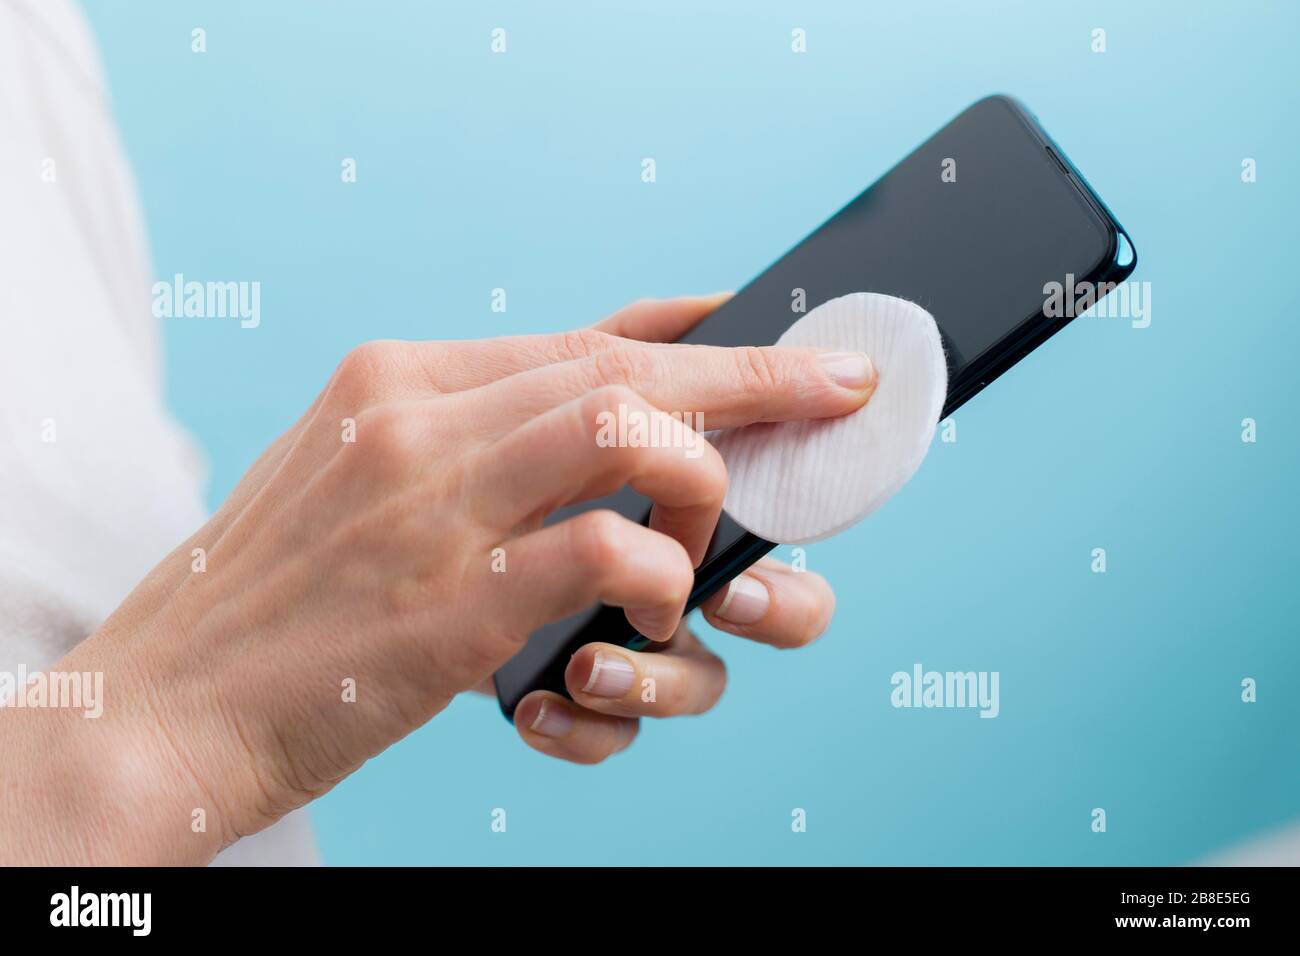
[0,625,229,866]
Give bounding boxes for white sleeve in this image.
[0,0,318,867]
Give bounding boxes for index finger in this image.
[471,342,877,436]
[391,294,736,395]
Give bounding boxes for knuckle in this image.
[338,340,397,383]
[331,340,403,403]
[557,328,618,363]
[407,341,449,387]
[567,509,629,572]
[583,383,643,422]
[582,386,645,472]
[353,405,421,478]
[589,345,656,389]
[733,345,787,394]
[697,442,729,500]
[663,546,695,602]
[634,540,695,619]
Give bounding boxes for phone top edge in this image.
[716,95,1031,314]
[940,95,1138,412]
[999,94,1138,277]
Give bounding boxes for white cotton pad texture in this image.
[711,292,948,545]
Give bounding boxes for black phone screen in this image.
[495,95,1126,716]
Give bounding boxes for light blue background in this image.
[79,0,1298,864]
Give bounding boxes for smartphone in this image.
[494,94,1136,719]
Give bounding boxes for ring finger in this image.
[561,626,728,719]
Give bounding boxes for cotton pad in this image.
[711,292,948,544]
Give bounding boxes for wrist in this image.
[1,621,232,865]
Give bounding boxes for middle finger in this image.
[473,385,725,565]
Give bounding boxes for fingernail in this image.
[581,651,637,699]
[528,698,574,738]
[817,351,875,390]
[714,574,770,625]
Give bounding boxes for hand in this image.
[4,295,874,864]
[498,300,843,765]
